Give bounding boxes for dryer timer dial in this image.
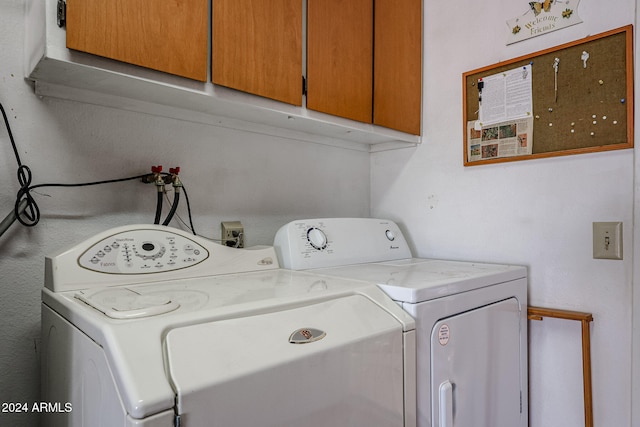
[306,227,328,250]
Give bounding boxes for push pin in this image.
[553,58,560,102]
[581,51,589,68]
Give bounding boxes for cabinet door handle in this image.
[439,380,453,427]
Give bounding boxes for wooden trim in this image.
[528,306,594,322]
[528,306,594,427]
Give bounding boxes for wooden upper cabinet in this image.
[66,0,208,82]
[64,0,420,135]
[213,0,303,106]
[374,0,422,135]
[307,0,373,123]
[308,0,422,134]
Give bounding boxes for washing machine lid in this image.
[43,268,415,420]
[312,258,527,303]
[165,294,407,426]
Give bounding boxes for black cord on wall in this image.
[0,101,197,236]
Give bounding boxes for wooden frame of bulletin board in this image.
[462,25,633,166]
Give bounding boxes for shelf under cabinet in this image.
[24,0,421,152]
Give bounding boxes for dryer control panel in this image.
[78,229,209,274]
[273,218,412,270]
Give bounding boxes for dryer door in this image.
[165,295,407,427]
[431,298,522,427]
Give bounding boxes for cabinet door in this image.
[66,0,208,82]
[307,0,373,123]
[374,0,422,135]
[213,0,303,106]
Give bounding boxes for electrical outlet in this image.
[221,221,244,248]
[593,222,622,260]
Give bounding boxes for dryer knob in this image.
[307,228,328,250]
[385,229,396,241]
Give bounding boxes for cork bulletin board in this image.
[463,25,633,166]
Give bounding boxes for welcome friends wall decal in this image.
[507,0,583,44]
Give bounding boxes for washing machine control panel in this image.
[78,229,209,274]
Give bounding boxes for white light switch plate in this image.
[593,222,623,260]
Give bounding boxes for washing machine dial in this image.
[306,227,328,250]
[134,241,166,260]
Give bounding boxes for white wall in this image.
[0,1,370,425]
[372,1,636,427]
[2,0,638,426]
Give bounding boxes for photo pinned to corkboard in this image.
[462,25,633,166]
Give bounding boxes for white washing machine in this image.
[40,224,417,427]
[274,218,528,427]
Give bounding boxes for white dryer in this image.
[41,224,417,427]
[274,218,528,427]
